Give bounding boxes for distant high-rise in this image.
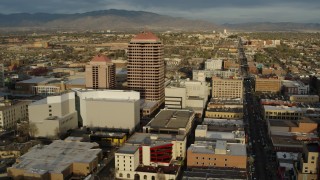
[85,55,115,89]
[127,31,165,104]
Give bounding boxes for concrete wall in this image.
[165,87,186,108]
[28,92,78,138]
[83,100,139,132]
[187,150,247,169]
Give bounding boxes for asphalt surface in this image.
[238,38,278,180]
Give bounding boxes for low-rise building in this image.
[195,125,245,144]
[263,105,304,121]
[255,77,281,93]
[187,141,247,170]
[267,118,318,135]
[289,95,319,103]
[282,80,309,95]
[0,99,31,130]
[7,140,102,180]
[205,59,223,70]
[205,107,243,119]
[165,79,209,116]
[295,143,319,180]
[143,109,195,136]
[115,133,183,180]
[28,92,78,138]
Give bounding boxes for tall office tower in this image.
[85,55,115,89]
[127,31,165,105]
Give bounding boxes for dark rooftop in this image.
[306,143,319,152]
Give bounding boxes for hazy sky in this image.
[0,0,319,23]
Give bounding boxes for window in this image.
[144,175,147,179]
[119,173,123,177]
[127,174,130,178]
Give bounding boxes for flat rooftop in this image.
[269,120,298,127]
[147,109,194,129]
[307,143,319,152]
[125,133,185,147]
[135,165,180,175]
[188,141,246,156]
[271,135,303,147]
[203,118,244,127]
[264,105,303,112]
[183,168,247,180]
[117,145,139,154]
[17,77,60,84]
[206,107,243,113]
[10,140,101,175]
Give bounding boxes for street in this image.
[238,38,278,180]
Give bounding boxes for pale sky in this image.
[0,0,319,23]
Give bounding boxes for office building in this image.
[0,100,30,130]
[7,140,102,180]
[295,143,319,180]
[212,77,243,99]
[75,89,140,133]
[14,76,86,96]
[187,141,247,170]
[205,107,243,119]
[115,133,183,180]
[282,80,309,95]
[255,78,281,93]
[143,109,195,136]
[85,55,116,89]
[263,106,304,121]
[28,92,78,138]
[165,79,209,116]
[205,59,223,70]
[127,31,165,107]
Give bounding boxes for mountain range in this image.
[0,9,218,31]
[0,9,319,32]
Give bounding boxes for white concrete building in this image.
[0,100,31,130]
[28,92,78,137]
[75,89,140,133]
[205,59,223,70]
[165,79,209,116]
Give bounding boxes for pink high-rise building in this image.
[127,32,165,105]
[85,55,115,89]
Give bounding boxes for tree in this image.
[29,122,38,137]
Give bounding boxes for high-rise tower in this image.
[85,55,116,89]
[127,31,165,105]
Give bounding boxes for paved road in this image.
[238,38,278,180]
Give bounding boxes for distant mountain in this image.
[224,22,320,32]
[0,9,219,31]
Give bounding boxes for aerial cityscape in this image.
[0,1,319,180]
